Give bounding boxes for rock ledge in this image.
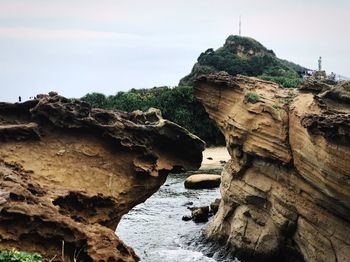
[0,95,204,261]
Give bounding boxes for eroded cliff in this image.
[194,73,350,262]
[0,95,204,261]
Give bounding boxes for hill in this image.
[180,35,307,88]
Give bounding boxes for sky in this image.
[0,0,349,102]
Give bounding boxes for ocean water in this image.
[117,173,238,262]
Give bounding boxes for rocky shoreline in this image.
[0,95,204,261]
[1,74,349,261]
[194,72,350,261]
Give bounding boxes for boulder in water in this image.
[191,206,210,223]
[182,215,192,221]
[184,174,221,189]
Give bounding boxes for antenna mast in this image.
[239,15,241,36]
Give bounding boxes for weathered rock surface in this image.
[184,174,221,189]
[194,72,350,262]
[210,198,221,215]
[298,76,335,93]
[0,95,204,261]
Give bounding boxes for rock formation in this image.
[194,72,350,262]
[0,95,204,261]
[184,174,221,189]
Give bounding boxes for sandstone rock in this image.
[184,174,221,189]
[319,80,350,104]
[194,73,350,262]
[298,77,334,93]
[0,95,204,261]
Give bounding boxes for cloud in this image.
[0,1,143,22]
[0,27,139,40]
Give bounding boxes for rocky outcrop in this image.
[319,80,350,104]
[0,95,204,261]
[298,77,334,93]
[194,72,350,262]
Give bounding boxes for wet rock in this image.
[182,215,192,221]
[184,174,221,189]
[191,206,210,223]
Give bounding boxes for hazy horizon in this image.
[1,0,349,102]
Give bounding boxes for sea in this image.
[117,173,239,262]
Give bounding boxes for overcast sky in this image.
[0,0,349,102]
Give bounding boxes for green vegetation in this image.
[258,74,302,88]
[245,92,261,103]
[83,36,307,144]
[180,35,306,88]
[0,251,43,262]
[82,86,224,145]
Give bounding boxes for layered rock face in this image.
[194,73,350,262]
[0,95,204,261]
